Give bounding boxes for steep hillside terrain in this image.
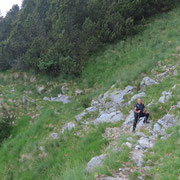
[0,5,180,180]
[0,0,177,75]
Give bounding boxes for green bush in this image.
[0,108,16,144]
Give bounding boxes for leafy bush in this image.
[0,108,16,144]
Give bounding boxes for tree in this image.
[0,0,177,75]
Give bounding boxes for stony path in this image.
[95,114,179,180]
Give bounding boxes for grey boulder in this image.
[158,91,172,103]
[75,106,97,121]
[137,137,154,149]
[153,123,161,133]
[93,111,124,125]
[176,101,180,108]
[50,133,58,139]
[43,95,71,104]
[153,114,178,134]
[61,122,76,133]
[140,77,158,89]
[128,92,146,105]
[131,149,144,167]
[157,114,177,129]
[86,154,106,172]
[122,110,134,127]
[109,85,134,106]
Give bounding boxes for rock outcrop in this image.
[86,154,107,172]
[43,95,71,104]
[61,122,76,133]
[153,114,178,135]
[140,77,158,89]
[93,111,124,125]
[158,91,172,103]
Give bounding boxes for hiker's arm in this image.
[143,107,147,113]
[134,107,140,113]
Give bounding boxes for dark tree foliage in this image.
[0,0,177,75]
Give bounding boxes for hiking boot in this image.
[143,120,150,124]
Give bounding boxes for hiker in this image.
[133,98,149,132]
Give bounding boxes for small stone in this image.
[140,77,158,89]
[37,86,45,94]
[137,137,154,149]
[39,146,44,151]
[135,132,146,137]
[75,89,83,96]
[153,123,161,133]
[50,133,58,139]
[43,97,50,101]
[61,122,76,133]
[86,154,106,172]
[123,110,134,126]
[176,101,180,108]
[61,85,68,94]
[93,111,124,125]
[131,149,144,167]
[119,168,123,171]
[159,91,172,103]
[123,142,132,149]
[128,92,146,104]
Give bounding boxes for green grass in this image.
[144,125,180,180]
[0,4,180,180]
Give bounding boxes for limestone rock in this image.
[140,77,158,89]
[61,122,76,133]
[128,92,146,104]
[75,111,87,121]
[153,123,161,133]
[61,85,68,94]
[137,137,154,149]
[43,95,71,104]
[109,85,134,106]
[75,106,97,121]
[123,110,134,126]
[86,154,106,172]
[75,89,83,96]
[131,149,144,167]
[37,86,45,94]
[93,111,124,125]
[127,137,133,142]
[157,114,178,129]
[158,91,172,103]
[51,95,71,104]
[176,101,180,108]
[50,133,58,139]
[135,132,146,137]
[122,142,132,149]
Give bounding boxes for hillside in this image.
[0,0,177,75]
[0,3,180,180]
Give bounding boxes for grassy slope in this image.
[0,4,180,180]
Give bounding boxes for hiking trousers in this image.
[133,112,149,131]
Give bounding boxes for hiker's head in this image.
[138,98,142,104]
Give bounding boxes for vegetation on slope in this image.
[0,3,180,180]
[0,0,177,75]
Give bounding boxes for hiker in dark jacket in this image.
[133,98,149,132]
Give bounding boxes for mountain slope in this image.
[0,4,180,180]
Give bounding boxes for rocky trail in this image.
[58,60,180,179]
[93,113,179,180]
